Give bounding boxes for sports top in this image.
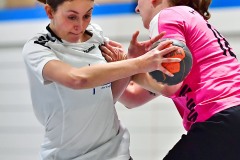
[22,24,130,160]
[149,6,240,131]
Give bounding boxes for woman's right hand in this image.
[138,39,181,77]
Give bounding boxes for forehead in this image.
[60,0,94,12]
[63,0,94,6]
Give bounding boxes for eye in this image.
[83,14,92,20]
[68,15,77,20]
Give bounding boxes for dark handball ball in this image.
[149,39,193,85]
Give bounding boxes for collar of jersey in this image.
[46,24,63,43]
[45,24,95,45]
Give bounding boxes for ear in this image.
[45,4,54,19]
[152,0,162,6]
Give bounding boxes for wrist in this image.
[126,52,133,59]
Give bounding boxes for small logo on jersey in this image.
[83,44,96,53]
[189,10,195,14]
[101,83,111,89]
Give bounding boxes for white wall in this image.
[0,8,240,160]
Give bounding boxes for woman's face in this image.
[47,0,94,43]
[135,0,154,29]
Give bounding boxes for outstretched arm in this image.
[119,78,182,109]
[119,81,160,108]
[42,39,179,90]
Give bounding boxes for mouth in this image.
[70,31,84,35]
[71,33,80,36]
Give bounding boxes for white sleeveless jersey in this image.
[22,24,130,160]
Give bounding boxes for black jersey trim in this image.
[46,24,63,42]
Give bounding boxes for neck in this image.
[153,0,170,15]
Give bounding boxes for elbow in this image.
[67,79,88,90]
[161,91,173,98]
[119,96,147,109]
[64,77,88,90]
[64,71,89,90]
[160,83,182,97]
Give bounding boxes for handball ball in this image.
[149,39,193,85]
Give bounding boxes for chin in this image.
[70,40,79,43]
[67,37,80,43]
[142,19,149,29]
[144,23,149,29]
[65,33,81,43]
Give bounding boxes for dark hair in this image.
[37,0,73,11]
[169,0,212,20]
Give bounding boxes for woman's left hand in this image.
[128,31,166,58]
[100,41,127,62]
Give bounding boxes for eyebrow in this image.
[68,8,93,14]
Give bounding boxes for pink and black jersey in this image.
[149,6,240,131]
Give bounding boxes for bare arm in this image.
[119,79,182,109]
[132,72,182,96]
[43,58,139,89]
[111,77,131,103]
[131,73,164,94]
[43,42,180,90]
[119,81,160,108]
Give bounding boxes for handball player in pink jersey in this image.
[102,0,240,159]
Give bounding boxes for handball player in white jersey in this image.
[22,0,180,159]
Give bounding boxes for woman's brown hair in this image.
[37,0,47,4]
[37,0,73,11]
[37,0,94,12]
[169,0,212,20]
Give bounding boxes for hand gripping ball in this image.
[149,39,193,85]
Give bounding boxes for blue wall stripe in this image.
[0,2,136,21]
[93,2,136,15]
[210,0,240,8]
[0,1,239,21]
[0,6,47,21]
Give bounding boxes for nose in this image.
[135,6,140,13]
[74,21,83,32]
[74,26,80,31]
